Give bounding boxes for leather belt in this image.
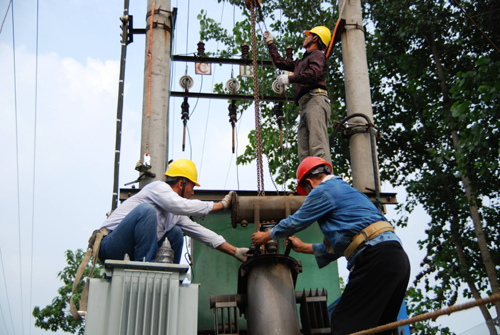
[298,88,329,106]
[344,221,395,260]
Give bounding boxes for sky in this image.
[0,0,494,335]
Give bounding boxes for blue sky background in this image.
[0,1,491,334]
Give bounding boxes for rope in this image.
[250,0,265,196]
[145,2,156,154]
[349,293,500,335]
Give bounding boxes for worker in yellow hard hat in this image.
[98,158,249,265]
[264,26,333,167]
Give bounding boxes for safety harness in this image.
[69,227,109,321]
[344,221,395,260]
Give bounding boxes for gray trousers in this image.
[298,94,332,167]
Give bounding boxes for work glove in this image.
[220,191,235,210]
[277,74,289,86]
[234,247,250,262]
[263,31,273,44]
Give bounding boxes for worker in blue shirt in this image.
[252,156,410,335]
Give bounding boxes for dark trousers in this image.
[331,242,410,335]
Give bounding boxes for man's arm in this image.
[267,42,295,72]
[210,191,234,212]
[176,216,248,261]
[288,51,326,85]
[288,236,314,254]
[217,242,249,262]
[211,202,224,212]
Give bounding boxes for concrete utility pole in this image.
[339,0,380,193]
[139,0,173,188]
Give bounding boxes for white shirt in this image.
[101,181,226,249]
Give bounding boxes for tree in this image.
[363,0,500,332]
[32,249,103,335]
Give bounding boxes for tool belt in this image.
[298,88,329,106]
[69,227,109,321]
[344,221,394,260]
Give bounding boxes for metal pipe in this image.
[172,54,273,66]
[170,91,292,103]
[245,257,301,335]
[231,193,306,227]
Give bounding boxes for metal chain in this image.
[250,1,265,196]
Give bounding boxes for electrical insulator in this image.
[241,43,250,59]
[120,16,129,42]
[226,78,240,93]
[286,46,294,60]
[228,100,237,153]
[197,41,205,57]
[181,98,189,152]
[272,80,284,95]
[179,75,194,90]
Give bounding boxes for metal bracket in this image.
[145,7,173,33]
[344,22,366,39]
[297,289,331,335]
[210,295,243,335]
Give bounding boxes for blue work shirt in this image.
[270,176,402,270]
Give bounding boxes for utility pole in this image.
[139,0,173,188]
[339,0,380,194]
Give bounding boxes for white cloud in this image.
[0,42,126,335]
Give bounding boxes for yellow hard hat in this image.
[305,26,331,47]
[164,158,200,186]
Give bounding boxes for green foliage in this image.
[406,288,454,335]
[363,0,500,329]
[32,249,104,335]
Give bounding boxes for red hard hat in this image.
[296,157,333,195]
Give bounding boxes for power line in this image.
[0,303,10,335]
[198,2,225,183]
[453,0,500,54]
[0,0,12,34]
[470,8,500,19]
[11,0,25,333]
[185,0,190,74]
[29,1,40,334]
[0,249,15,335]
